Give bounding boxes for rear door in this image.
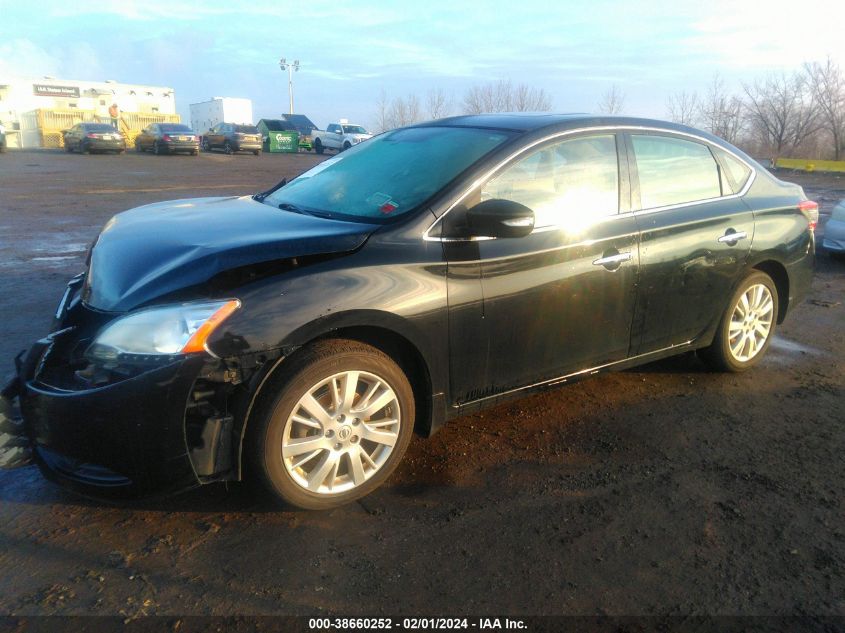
[446,132,640,403]
[626,132,755,354]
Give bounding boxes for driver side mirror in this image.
[466,199,535,239]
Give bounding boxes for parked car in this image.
[311,121,372,154]
[3,114,816,509]
[135,123,199,155]
[202,123,261,155]
[823,200,845,257]
[62,123,126,154]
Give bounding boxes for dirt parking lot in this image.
[0,150,843,620]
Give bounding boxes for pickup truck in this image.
[311,121,372,154]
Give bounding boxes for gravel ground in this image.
[0,150,843,619]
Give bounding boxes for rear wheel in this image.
[253,149,261,156]
[153,141,163,155]
[314,138,324,155]
[248,340,415,510]
[699,271,778,372]
[202,139,210,152]
[135,140,143,153]
[79,140,89,154]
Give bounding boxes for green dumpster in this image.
[269,131,299,153]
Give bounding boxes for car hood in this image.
[84,196,378,312]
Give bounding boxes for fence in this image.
[775,158,845,173]
[35,109,181,148]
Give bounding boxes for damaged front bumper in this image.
[6,277,252,500]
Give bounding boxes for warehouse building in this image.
[189,97,253,135]
[0,76,180,149]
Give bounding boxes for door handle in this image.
[717,230,748,244]
[592,251,632,267]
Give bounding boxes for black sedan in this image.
[3,115,816,509]
[62,123,126,154]
[135,123,199,155]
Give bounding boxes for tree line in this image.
[372,58,845,161]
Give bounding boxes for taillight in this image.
[86,133,98,138]
[798,200,819,230]
[162,134,172,141]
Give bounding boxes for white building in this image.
[0,76,178,148]
[189,97,253,134]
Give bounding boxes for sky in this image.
[1,0,843,131]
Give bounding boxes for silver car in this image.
[823,200,845,256]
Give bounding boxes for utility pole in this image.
[279,58,300,115]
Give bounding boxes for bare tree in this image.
[373,89,391,134]
[426,88,452,120]
[742,72,819,160]
[597,85,626,115]
[698,75,744,144]
[511,82,551,112]
[463,79,551,114]
[804,57,845,160]
[666,91,699,126]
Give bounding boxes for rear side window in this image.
[631,135,721,209]
[711,146,753,193]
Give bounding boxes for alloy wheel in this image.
[281,370,401,495]
[728,283,774,362]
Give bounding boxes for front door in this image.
[445,133,640,405]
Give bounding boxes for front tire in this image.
[699,271,778,372]
[224,142,234,155]
[248,340,415,510]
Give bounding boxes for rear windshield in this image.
[263,126,514,223]
[159,124,193,133]
[85,124,118,131]
[235,125,259,133]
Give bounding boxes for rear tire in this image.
[247,340,415,510]
[253,150,261,156]
[314,139,324,155]
[699,271,778,372]
[153,141,163,155]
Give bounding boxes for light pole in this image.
[279,57,300,115]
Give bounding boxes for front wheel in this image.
[224,142,234,155]
[248,340,415,510]
[342,141,351,151]
[699,271,778,372]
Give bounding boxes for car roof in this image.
[414,113,705,136]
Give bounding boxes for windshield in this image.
[342,125,368,135]
[263,126,514,222]
[236,125,259,134]
[160,124,193,133]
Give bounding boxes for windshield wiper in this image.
[277,202,315,216]
[252,178,287,203]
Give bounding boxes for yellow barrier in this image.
[776,157,845,173]
[35,109,181,148]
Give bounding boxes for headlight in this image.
[86,299,240,362]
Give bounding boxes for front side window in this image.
[479,134,619,228]
[631,135,721,209]
[263,126,514,223]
